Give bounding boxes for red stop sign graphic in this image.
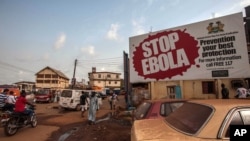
[132,30,199,80]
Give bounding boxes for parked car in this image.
[134,99,186,121]
[131,99,250,141]
[34,89,54,103]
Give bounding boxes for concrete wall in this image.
[148,78,246,100]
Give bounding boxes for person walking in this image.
[80,91,88,117]
[0,89,9,110]
[88,91,98,125]
[221,83,229,99]
[109,91,119,110]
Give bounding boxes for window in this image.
[107,74,111,78]
[45,74,51,78]
[165,102,213,135]
[116,74,119,78]
[202,81,215,94]
[225,111,244,137]
[98,74,101,78]
[37,74,44,78]
[61,90,73,97]
[231,80,243,89]
[223,109,250,138]
[160,102,185,117]
[134,102,152,120]
[36,80,43,83]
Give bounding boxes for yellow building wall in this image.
[149,78,245,100]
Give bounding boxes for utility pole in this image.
[72,59,77,89]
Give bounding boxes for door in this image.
[175,86,182,99]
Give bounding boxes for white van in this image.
[59,89,83,110]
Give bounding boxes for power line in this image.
[0,60,36,74]
[77,56,123,62]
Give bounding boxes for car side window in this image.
[224,110,245,137]
[240,110,250,124]
[134,102,151,120]
[160,103,171,116]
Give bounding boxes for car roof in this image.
[187,99,250,138]
[133,99,250,140]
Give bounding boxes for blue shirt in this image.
[0,93,7,107]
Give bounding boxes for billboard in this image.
[129,12,250,83]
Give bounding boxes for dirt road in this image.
[0,95,132,141]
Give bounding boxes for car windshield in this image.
[134,102,151,120]
[61,90,72,97]
[36,89,50,95]
[165,102,213,135]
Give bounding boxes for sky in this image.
[0,0,250,85]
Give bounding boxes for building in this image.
[35,66,69,90]
[88,67,122,91]
[14,81,36,92]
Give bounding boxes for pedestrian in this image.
[4,91,16,111]
[221,83,229,99]
[80,91,88,117]
[235,84,249,98]
[124,91,129,109]
[88,91,98,125]
[0,89,9,110]
[109,91,119,110]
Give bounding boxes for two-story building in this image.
[35,66,69,90]
[88,67,121,92]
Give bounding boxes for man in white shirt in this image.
[235,84,249,98]
[4,91,16,111]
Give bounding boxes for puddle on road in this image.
[57,112,131,141]
[95,112,112,123]
[58,127,79,141]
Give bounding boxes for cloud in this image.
[147,0,154,6]
[81,45,95,56]
[106,23,120,40]
[132,18,146,36]
[240,0,250,7]
[54,33,66,50]
[18,70,23,75]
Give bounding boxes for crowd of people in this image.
[0,89,35,123]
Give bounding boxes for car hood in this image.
[131,119,215,141]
